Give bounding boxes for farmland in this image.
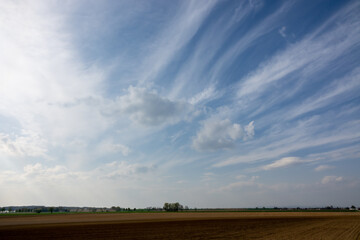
[0,212,359,239]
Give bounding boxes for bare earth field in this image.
[0,212,359,239]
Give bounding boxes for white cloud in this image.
[192,119,254,151]
[116,86,191,126]
[217,175,261,192]
[99,161,156,179]
[235,174,247,180]
[244,121,255,139]
[0,161,158,206]
[220,181,258,191]
[261,157,302,170]
[23,163,68,179]
[201,172,215,182]
[0,1,109,146]
[0,163,87,183]
[109,144,131,156]
[321,176,343,184]
[0,160,155,185]
[314,165,334,172]
[97,139,131,156]
[0,131,47,158]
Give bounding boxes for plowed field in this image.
[0,212,359,239]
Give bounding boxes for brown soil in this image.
[0,212,359,239]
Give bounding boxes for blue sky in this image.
[0,0,359,208]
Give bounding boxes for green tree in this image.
[163,203,170,211]
[163,202,183,212]
[49,207,54,213]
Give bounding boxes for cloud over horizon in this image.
[0,0,359,208]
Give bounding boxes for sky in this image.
[0,0,359,208]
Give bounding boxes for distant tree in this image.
[163,202,183,212]
[163,203,170,211]
[173,202,180,211]
[178,203,184,211]
[350,205,356,210]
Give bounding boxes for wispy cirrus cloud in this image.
[188,85,220,105]
[261,157,302,171]
[238,32,359,102]
[286,67,360,120]
[167,1,252,100]
[168,1,294,103]
[136,0,218,87]
[314,165,334,172]
[215,176,261,192]
[210,1,360,172]
[213,117,360,168]
[307,145,360,164]
[206,1,294,86]
[236,0,360,105]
